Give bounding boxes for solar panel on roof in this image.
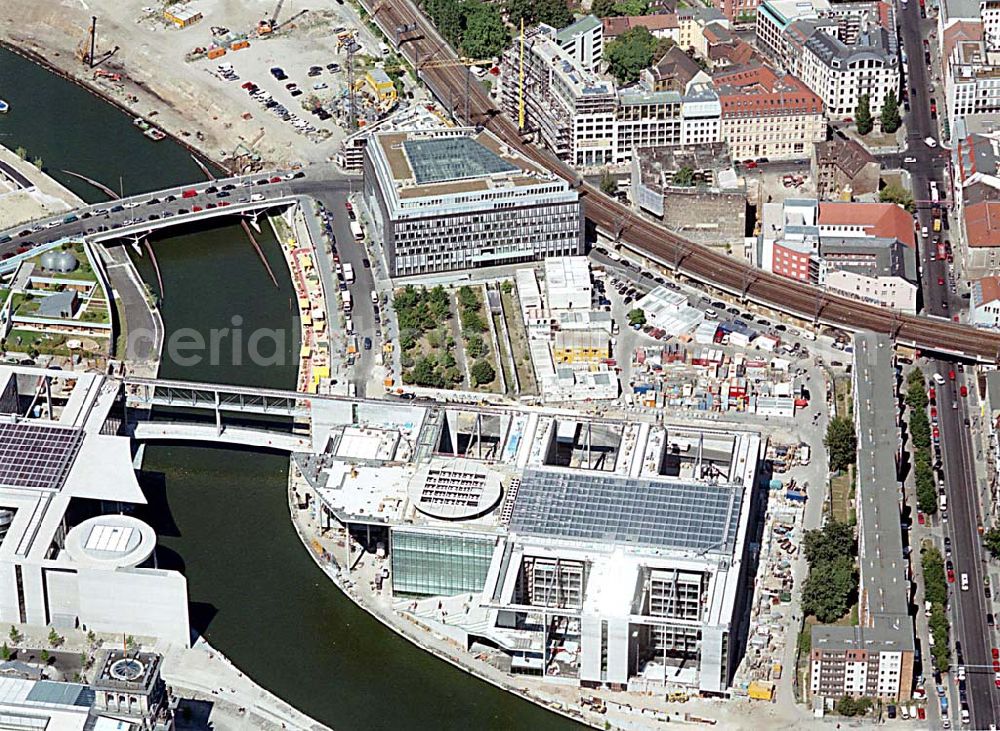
[0,422,84,491]
[509,468,744,553]
[402,137,518,185]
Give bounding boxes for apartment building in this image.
[970,275,1000,326]
[554,15,604,71]
[363,127,583,276]
[951,122,1000,273]
[500,25,723,167]
[810,333,914,703]
[943,22,1000,136]
[757,0,899,118]
[713,66,826,161]
[758,200,918,311]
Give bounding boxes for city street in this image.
[897,0,999,724]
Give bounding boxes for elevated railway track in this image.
[365,0,1000,362]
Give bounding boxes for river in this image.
[0,45,582,730]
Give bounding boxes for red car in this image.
[181,188,197,199]
[992,647,998,660]
[938,277,945,286]
[948,569,956,582]
[949,369,956,381]
[191,206,203,213]
[993,659,1000,672]
[931,406,938,419]
[933,427,940,440]
[917,707,926,720]
[961,385,968,397]
[269,176,281,183]
[241,81,254,90]
[918,512,926,525]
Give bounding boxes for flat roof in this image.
[509,467,745,554]
[402,136,519,185]
[63,515,156,569]
[0,421,84,491]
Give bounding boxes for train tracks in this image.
[368,0,1000,362]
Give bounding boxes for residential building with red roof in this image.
[713,66,825,160]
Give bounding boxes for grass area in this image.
[2,328,109,358]
[829,468,854,523]
[80,304,110,324]
[500,287,537,396]
[833,376,852,419]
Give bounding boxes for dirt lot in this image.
[0,0,415,168]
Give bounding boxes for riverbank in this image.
[0,0,381,170]
[284,471,600,730]
[0,143,84,228]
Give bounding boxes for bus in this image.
[342,290,352,313]
[350,220,364,240]
[929,181,939,204]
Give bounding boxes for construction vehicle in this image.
[257,0,285,34]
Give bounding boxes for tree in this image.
[425,0,465,47]
[984,527,1000,559]
[627,308,646,326]
[673,166,695,187]
[470,359,496,386]
[0,643,10,661]
[412,357,445,388]
[836,696,871,717]
[824,416,857,472]
[921,546,948,606]
[855,94,873,136]
[600,169,617,196]
[8,627,21,645]
[613,0,648,14]
[48,628,63,648]
[506,0,571,27]
[466,333,487,358]
[880,92,901,133]
[461,3,509,59]
[32,157,43,171]
[591,0,618,15]
[803,521,856,567]
[880,182,915,214]
[604,27,660,85]
[801,555,857,622]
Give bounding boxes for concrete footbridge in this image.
[132,421,311,451]
[0,166,354,274]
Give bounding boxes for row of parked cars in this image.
[245,75,323,134]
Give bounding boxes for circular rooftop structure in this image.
[39,250,78,273]
[64,515,156,569]
[109,657,145,682]
[409,458,503,521]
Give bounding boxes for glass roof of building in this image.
[509,468,744,554]
[403,137,518,184]
[0,422,84,491]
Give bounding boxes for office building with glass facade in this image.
[363,127,584,277]
[391,527,497,597]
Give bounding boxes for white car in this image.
[312,82,328,90]
[925,136,938,148]
[904,156,917,163]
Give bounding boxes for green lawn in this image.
[26,242,98,282]
[500,288,537,396]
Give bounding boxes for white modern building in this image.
[294,401,762,695]
[363,127,584,276]
[0,365,190,647]
[551,15,604,72]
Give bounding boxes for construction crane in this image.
[416,57,494,123]
[75,16,118,69]
[257,0,287,35]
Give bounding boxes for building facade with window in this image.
[363,128,583,276]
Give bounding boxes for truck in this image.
[343,262,355,283]
[342,290,352,313]
[350,220,364,240]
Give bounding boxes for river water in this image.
[0,46,581,730]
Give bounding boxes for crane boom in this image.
[271,0,286,24]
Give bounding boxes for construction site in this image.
[0,0,431,170]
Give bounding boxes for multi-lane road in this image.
[897,0,999,724]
